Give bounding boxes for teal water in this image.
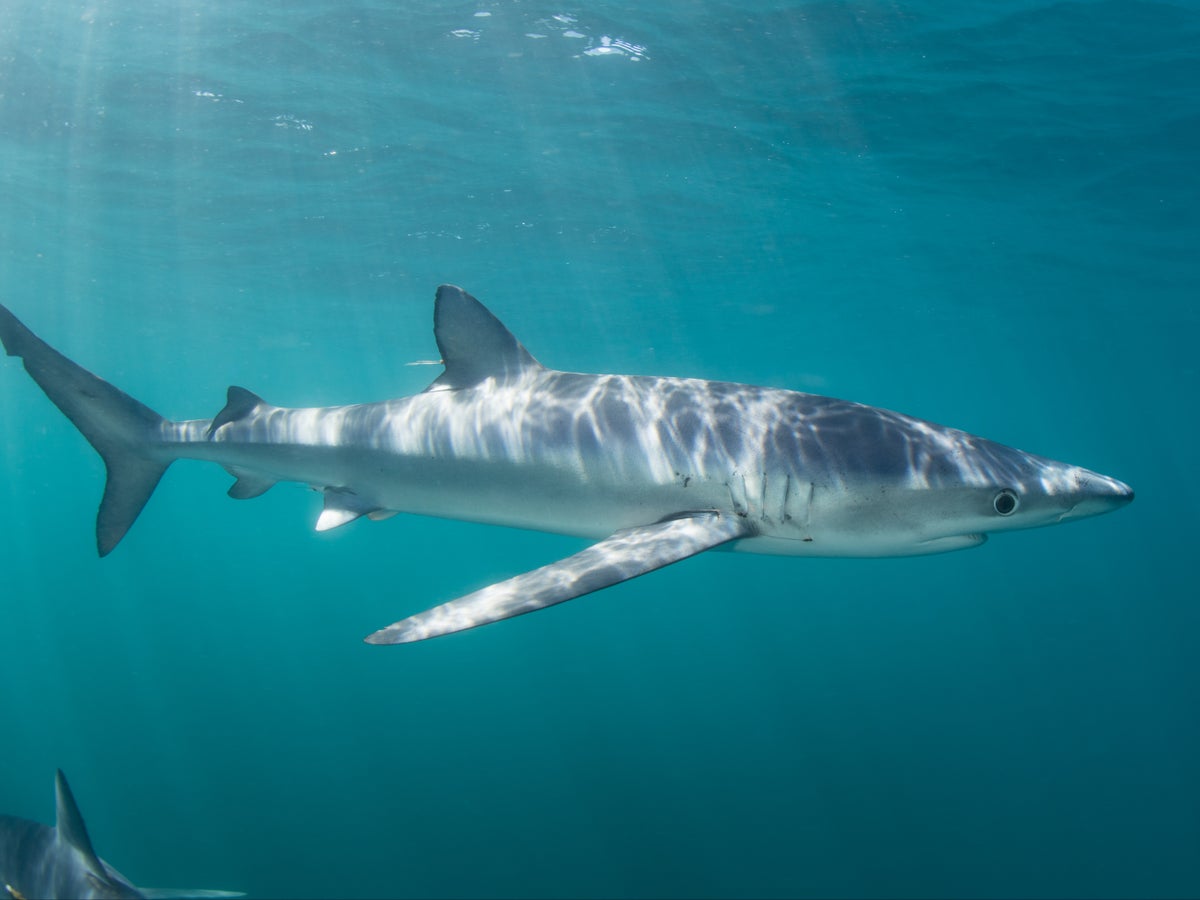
[1,2,1196,897]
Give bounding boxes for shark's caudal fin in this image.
[365,511,753,643]
[0,305,170,556]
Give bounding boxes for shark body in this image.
[0,770,241,900]
[0,286,1132,643]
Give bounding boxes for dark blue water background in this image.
[1,2,1196,897]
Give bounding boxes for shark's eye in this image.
[993,489,1019,516]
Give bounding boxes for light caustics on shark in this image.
[0,770,242,900]
[0,286,1133,643]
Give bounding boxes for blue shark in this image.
[0,770,241,900]
[0,286,1132,643]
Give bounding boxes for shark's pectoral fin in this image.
[316,487,382,532]
[365,511,752,644]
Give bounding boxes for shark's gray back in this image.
[382,367,1044,496]
[0,815,54,892]
[0,814,142,899]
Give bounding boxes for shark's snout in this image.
[1060,471,1134,521]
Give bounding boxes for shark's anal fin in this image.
[228,475,276,500]
[365,511,752,644]
[225,469,277,500]
[210,388,277,500]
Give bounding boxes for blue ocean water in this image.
[1,1,1196,897]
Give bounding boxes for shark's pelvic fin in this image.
[427,284,542,391]
[316,487,381,532]
[365,511,753,644]
[52,771,107,882]
[0,305,170,556]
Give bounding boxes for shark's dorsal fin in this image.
[207,386,266,437]
[53,771,107,879]
[428,285,541,391]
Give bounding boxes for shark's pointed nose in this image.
[1063,472,1134,520]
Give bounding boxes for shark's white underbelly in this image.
[169,432,945,558]
[174,434,729,537]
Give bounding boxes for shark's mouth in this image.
[917,533,988,554]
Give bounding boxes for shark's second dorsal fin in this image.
[53,770,107,878]
[207,386,266,438]
[428,285,541,391]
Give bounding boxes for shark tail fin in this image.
[0,305,172,556]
